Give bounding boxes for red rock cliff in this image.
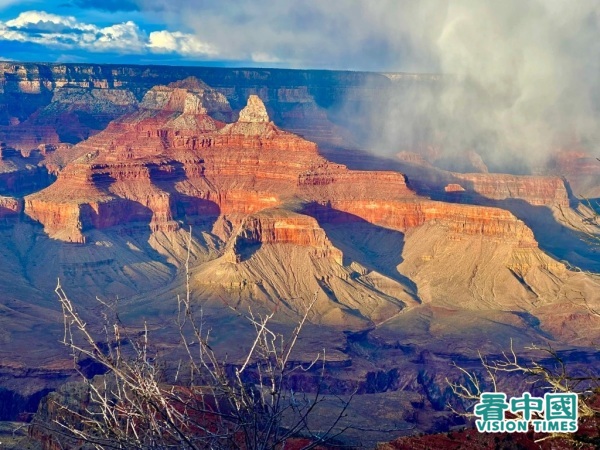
[452,173,569,207]
[24,84,540,250]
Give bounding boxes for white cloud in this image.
[5,10,93,31]
[148,30,217,56]
[0,10,217,57]
[0,10,144,52]
[94,21,146,52]
[251,52,280,64]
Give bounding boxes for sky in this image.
[0,0,445,70]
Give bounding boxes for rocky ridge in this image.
[21,80,595,339]
[23,83,537,252]
[450,172,570,207]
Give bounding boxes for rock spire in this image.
[238,95,269,123]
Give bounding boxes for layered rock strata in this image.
[229,209,343,263]
[451,173,570,207]
[0,61,404,151]
[0,195,21,217]
[547,149,600,197]
[25,82,537,252]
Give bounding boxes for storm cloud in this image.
[122,0,599,169]
[0,1,598,170]
[380,0,600,171]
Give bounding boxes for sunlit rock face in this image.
[450,173,570,207]
[0,65,599,437]
[23,86,537,250]
[238,94,270,123]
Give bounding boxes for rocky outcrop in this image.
[27,380,93,450]
[298,168,414,200]
[23,87,540,250]
[306,199,537,247]
[0,195,21,216]
[451,173,570,207]
[230,210,343,263]
[141,77,232,121]
[238,94,269,123]
[444,183,465,192]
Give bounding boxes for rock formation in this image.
[229,209,343,264]
[0,195,21,217]
[0,61,397,152]
[547,149,600,197]
[238,94,269,122]
[444,183,465,192]
[1,69,599,439]
[0,86,138,150]
[451,172,570,207]
[24,85,538,251]
[141,77,232,121]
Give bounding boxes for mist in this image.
[359,0,600,173]
[134,0,600,173]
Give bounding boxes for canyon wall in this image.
[0,62,405,148]
[450,173,570,207]
[22,86,539,252]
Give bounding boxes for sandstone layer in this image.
[24,83,536,253]
[450,172,570,207]
[548,149,600,197]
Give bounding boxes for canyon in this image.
[0,62,598,447]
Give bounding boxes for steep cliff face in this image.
[389,156,571,208]
[450,173,570,207]
[547,149,600,198]
[230,209,343,263]
[23,83,539,251]
[308,200,537,247]
[141,77,233,121]
[0,62,398,151]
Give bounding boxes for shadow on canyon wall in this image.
[319,147,600,273]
